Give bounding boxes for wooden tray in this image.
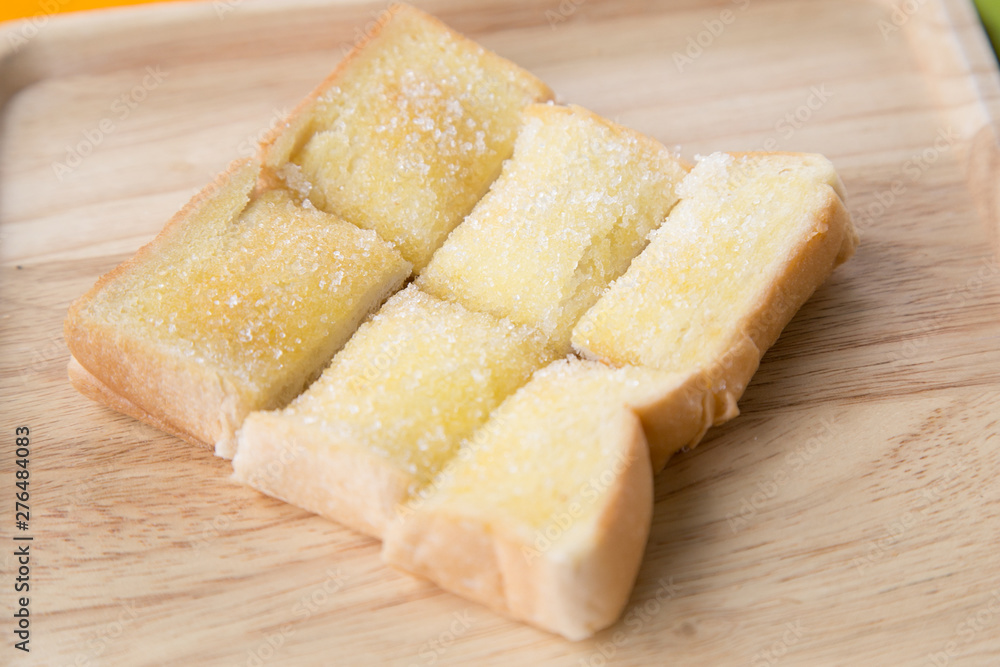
[2,0,999,664]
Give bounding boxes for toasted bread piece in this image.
[417,103,690,351]
[384,358,712,640]
[68,357,205,447]
[260,3,553,271]
[65,159,411,458]
[233,285,556,537]
[573,152,858,458]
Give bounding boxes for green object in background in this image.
[976,0,1000,58]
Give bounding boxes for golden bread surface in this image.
[66,160,410,455]
[419,359,676,527]
[263,4,553,271]
[383,358,656,640]
[65,3,860,642]
[573,152,858,415]
[234,285,555,536]
[418,103,690,350]
[110,189,407,390]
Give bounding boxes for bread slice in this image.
[572,152,858,466]
[233,285,556,537]
[65,159,411,458]
[382,357,715,640]
[417,103,690,351]
[67,357,206,447]
[260,3,553,272]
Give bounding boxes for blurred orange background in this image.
[0,0,192,23]
[1,0,997,58]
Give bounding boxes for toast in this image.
[382,358,710,640]
[63,0,861,641]
[65,159,411,458]
[260,3,554,271]
[67,357,206,447]
[417,103,690,351]
[233,285,555,537]
[573,152,858,467]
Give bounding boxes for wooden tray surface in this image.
[1,0,999,664]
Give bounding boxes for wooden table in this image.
[1,0,999,664]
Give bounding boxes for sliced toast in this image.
[417,103,690,350]
[233,285,555,537]
[382,358,715,639]
[573,152,858,466]
[63,0,861,640]
[65,159,411,458]
[260,3,553,271]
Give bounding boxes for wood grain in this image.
[1,0,999,664]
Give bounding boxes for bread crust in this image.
[67,356,208,448]
[681,161,857,425]
[257,2,554,186]
[575,152,858,470]
[382,412,653,640]
[719,153,858,352]
[66,3,552,456]
[528,103,691,169]
[416,101,689,352]
[233,411,414,538]
[65,158,259,451]
[67,158,258,320]
[626,368,732,473]
[64,156,410,458]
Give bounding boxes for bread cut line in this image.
[234,284,557,538]
[383,150,857,640]
[574,151,858,471]
[383,358,700,640]
[65,160,411,458]
[64,3,857,642]
[65,3,550,459]
[259,4,553,272]
[234,100,690,541]
[418,102,690,352]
